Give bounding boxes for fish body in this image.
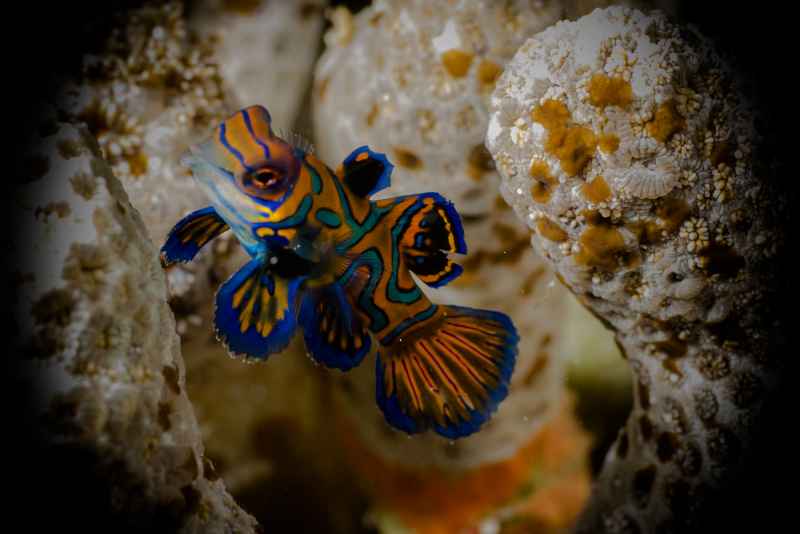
[161,106,518,439]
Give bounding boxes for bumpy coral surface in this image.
[314,0,564,215]
[314,0,574,469]
[12,121,257,532]
[487,6,785,532]
[55,1,238,336]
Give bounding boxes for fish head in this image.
[182,105,311,251]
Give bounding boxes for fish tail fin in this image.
[375,304,518,439]
[395,193,467,288]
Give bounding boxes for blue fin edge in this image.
[214,257,303,360]
[160,206,225,266]
[343,145,393,197]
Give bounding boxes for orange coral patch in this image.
[531,99,597,177]
[656,197,691,234]
[477,59,503,90]
[393,147,423,170]
[529,160,558,203]
[537,217,568,243]
[627,220,664,246]
[646,100,685,143]
[441,49,473,78]
[587,74,633,109]
[575,225,626,270]
[581,175,611,204]
[128,151,148,177]
[466,144,495,181]
[598,132,620,153]
[531,99,570,130]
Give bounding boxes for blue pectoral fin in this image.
[298,284,371,371]
[340,145,393,198]
[161,206,229,267]
[375,305,518,439]
[214,257,304,359]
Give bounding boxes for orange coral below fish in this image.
[338,396,591,534]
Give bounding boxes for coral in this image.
[55,1,239,337]
[314,1,597,530]
[12,120,258,532]
[487,6,786,531]
[314,0,564,216]
[189,0,325,131]
[337,397,590,534]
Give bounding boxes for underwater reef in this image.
[11,1,791,533]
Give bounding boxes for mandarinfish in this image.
[161,105,518,439]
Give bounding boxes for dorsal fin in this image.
[396,193,467,288]
[339,146,393,198]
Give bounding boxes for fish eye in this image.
[249,168,283,190]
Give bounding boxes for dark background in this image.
[8,1,795,532]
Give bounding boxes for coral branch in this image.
[12,120,258,532]
[487,7,786,532]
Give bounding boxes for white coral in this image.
[488,6,782,532]
[13,122,258,532]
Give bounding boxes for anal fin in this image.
[299,284,371,371]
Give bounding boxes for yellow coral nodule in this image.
[587,74,633,109]
[536,217,568,243]
[532,100,597,177]
[646,100,685,143]
[441,49,474,78]
[581,175,611,204]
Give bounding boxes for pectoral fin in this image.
[214,257,304,359]
[160,206,229,267]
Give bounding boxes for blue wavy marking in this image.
[336,248,389,333]
[242,108,270,160]
[219,123,252,172]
